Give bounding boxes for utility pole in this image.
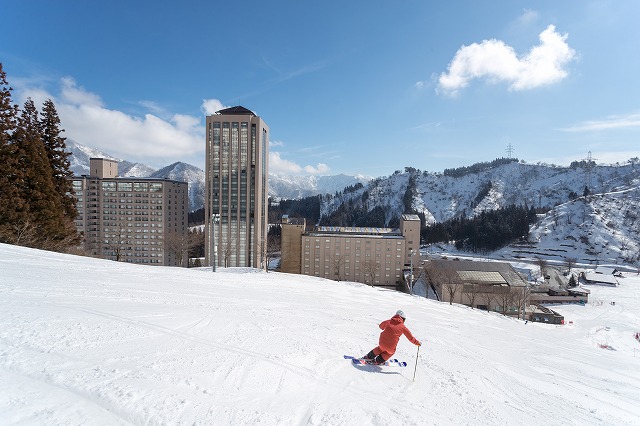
[211,213,220,272]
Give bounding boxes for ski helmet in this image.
[396,310,406,319]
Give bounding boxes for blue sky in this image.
[2,1,640,177]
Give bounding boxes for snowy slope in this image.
[495,188,640,266]
[1,243,639,425]
[322,162,640,225]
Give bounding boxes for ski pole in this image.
[412,345,420,382]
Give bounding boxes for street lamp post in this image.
[409,249,415,295]
[211,213,220,272]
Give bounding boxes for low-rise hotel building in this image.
[281,214,421,288]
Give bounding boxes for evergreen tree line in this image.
[319,204,393,228]
[0,63,79,251]
[443,157,519,178]
[269,195,322,225]
[422,205,536,252]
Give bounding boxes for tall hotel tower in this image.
[205,106,269,269]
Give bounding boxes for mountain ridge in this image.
[67,140,371,211]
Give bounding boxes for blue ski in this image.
[344,355,407,367]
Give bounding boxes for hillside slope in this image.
[1,244,638,425]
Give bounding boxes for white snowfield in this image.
[1,243,639,425]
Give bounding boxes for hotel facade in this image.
[281,214,421,288]
[70,158,189,266]
[204,106,269,269]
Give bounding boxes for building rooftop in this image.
[584,272,618,285]
[313,226,398,235]
[215,106,256,116]
[428,259,527,287]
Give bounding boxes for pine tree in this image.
[12,98,78,249]
[39,99,77,219]
[0,63,24,243]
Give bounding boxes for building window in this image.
[102,182,116,191]
[117,182,133,191]
[134,182,148,192]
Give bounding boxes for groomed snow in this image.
[1,243,639,425]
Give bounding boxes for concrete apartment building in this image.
[70,158,189,266]
[204,106,269,269]
[281,214,421,288]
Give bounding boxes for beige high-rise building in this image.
[70,158,189,266]
[281,214,421,288]
[205,106,269,269]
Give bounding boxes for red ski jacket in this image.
[378,314,420,353]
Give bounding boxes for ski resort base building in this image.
[69,158,189,266]
[280,214,421,289]
[424,259,530,316]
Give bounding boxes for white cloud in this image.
[516,9,540,27]
[201,98,226,115]
[14,77,333,174]
[560,113,640,132]
[438,25,576,95]
[60,77,103,106]
[304,163,330,175]
[17,78,206,167]
[269,151,330,175]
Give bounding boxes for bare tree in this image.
[462,283,480,308]
[104,219,131,262]
[444,281,461,305]
[511,286,531,320]
[165,231,199,267]
[13,219,40,247]
[497,286,515,315]
[424,262,460,304]
[362,259,379,286]
[566,210,574,225]
[563,257,577,275]
[535,256,548,280]
[220,234,236,268]
[188,228,205,260]
[480,290,497,312]
[332,254,345,281]
[259,233,281,272]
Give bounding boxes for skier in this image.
[362,310,421,365]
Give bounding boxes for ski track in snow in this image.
[1,243,640,425]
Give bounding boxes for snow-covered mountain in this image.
[65,140,640,265]
[68,139,155,178]
[269,173,372,200]
[67,139,120,176]
[495,187,640,267]
[1,243,638,424]
[151,162,205,215]
[67,141,372,211]
[323,161,640,224]
[322,161,640,266]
